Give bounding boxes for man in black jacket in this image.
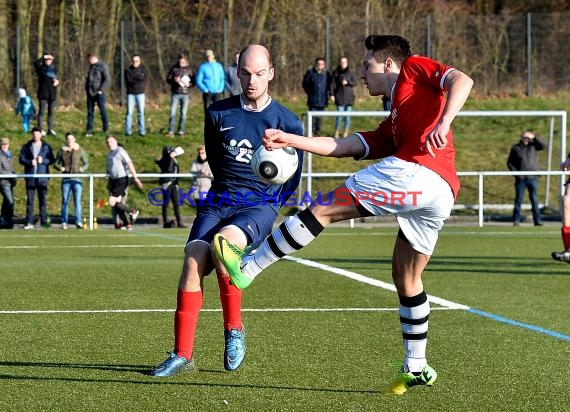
[85,53,110,137]
[19,127,55,229]
[330,56,357,138]
[302,57,331,135]
[507,130,546,226]
[124,55,147,136]
[34,54,59,136]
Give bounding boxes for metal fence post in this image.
[89,175,94,230]
[478,173,484,227]
[527,13,532,97]
[120,20,125,107]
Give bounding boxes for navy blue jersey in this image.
[204,95,304,213]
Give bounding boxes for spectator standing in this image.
[166,53,195,137]
[19,127,55,229]
[0,137,16,229]
[34,53,59,136]
[54,133,89,229]
[15,88,36,133]
[105,135,143,230]
[155,145,185,228]
[196,49,225,111]
[189,145,212,206]
[225,52,242,96]
[85,53,110,137]
[330,56,357,138]
[507,130,545,226]
[124,55,147,136]
[302,57,331,135]
[382,96,391,111]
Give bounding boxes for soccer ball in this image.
[250,146,298,184]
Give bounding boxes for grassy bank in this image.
[1,93,568,224]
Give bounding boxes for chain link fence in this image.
[5,12,570,105]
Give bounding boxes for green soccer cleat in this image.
[213,234,254,290]
[385,364,437,395]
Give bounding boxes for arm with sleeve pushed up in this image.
[262,129,365,159]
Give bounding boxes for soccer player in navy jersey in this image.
[215,35,473,394]
[149,44,304,376]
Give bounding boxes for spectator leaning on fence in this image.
[19,126,55,229]
[0,137,16,229]
[55,133,89,229]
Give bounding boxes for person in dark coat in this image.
[85,53,111,136]
[34,54,59,136]
[124,54,147,136]
[302,57,331,135]
[330,56,357,138]
[155,146,185,228]
[19,127,55,229]
[507,130,546,226]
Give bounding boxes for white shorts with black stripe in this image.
[345,156,454,255]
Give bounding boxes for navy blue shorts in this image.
[187,204,278,249]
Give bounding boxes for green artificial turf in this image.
[0,226,568,411]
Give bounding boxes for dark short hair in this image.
[315,57,325,64]
[31,126,42,133]
[364,35,412,65]
[178,53,188,60]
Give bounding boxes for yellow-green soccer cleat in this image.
[385,364,437,395]
[213,234,254,290]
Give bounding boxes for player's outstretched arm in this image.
[263,129,365,158]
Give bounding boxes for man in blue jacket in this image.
[19,127,55,229]
[302,57,331,136]
[196,50,225,112]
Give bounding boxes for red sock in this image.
[174,289,202,359]
[217,275,243,330]
[562,227,570,250]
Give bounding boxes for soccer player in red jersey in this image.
[551,154,570,262]
[215,35,473,394]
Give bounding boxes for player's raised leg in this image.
[149,241,211,377]
[214,186,362,289]
[212,225,248,371]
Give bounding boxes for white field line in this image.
[0,307,458,315]
[0,244,180,249]
[283,256,471,310]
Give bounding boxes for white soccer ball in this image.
[250,146,298,184]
